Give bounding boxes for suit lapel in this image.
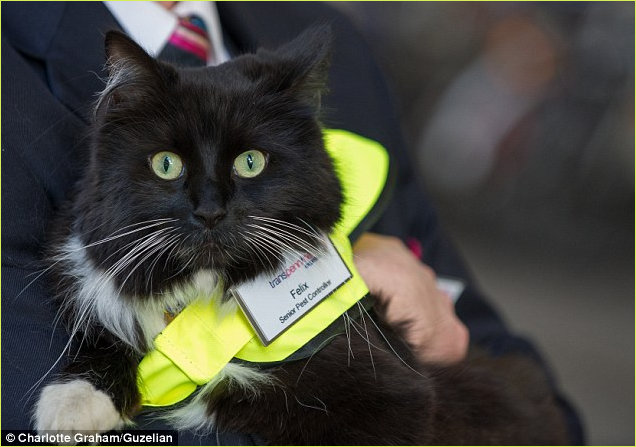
[41,2,330,123]
[42,2,313,123]
[45,2,122,123]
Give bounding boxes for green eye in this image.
[233,150,267,178]
[151,151,183,180]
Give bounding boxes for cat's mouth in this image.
[187,229,248,270]
[196,233,228,259]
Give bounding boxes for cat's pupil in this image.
[246,153,254,170]
[163,157,171,173]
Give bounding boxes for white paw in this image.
[34,380,125,435]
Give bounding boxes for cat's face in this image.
[74,29,342,296]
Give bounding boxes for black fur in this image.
[42,28,569,444]
[213,331,568,445]
[76,26,340,296]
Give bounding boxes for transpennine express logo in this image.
[268,252,318,289]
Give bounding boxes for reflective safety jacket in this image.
[137,129,392,407]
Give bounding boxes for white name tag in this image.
[230,235,352,346]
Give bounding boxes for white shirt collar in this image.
[103,1,230,65]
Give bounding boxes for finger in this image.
[417,318,469,365]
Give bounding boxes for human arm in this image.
[353,232,469,365]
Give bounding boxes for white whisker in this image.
[357,303,424,378]
[359,308,377,380]
[247,222,326,258]
[249,215,322,240]
[241,233,276,271]
[247,226,314,261]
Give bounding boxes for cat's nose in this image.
[193,207,226,228]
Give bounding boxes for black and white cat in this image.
[34,28,568,444]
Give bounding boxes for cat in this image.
[34,27,569,444]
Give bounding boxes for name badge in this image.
[230,235,352,346]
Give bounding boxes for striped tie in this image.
[159,15,213,67]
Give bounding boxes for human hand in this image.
[353,233,469,364]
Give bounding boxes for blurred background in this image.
[332,2,634,445]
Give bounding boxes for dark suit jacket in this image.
[1,2,583,444]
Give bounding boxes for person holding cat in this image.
[1,1,583,444]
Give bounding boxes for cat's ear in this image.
[96,31,173,113]
[275,25,332,102]
[275,25,332,111]
[245,25,332,112]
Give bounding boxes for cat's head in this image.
[74,27,342,296]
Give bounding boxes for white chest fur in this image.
[57,234,218,351]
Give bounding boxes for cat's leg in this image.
[34,333,141,435]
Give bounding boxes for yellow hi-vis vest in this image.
[137,129,391,407]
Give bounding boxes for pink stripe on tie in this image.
[168,33,208,61]
[179,19,207,38]
[174,26,210,49]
